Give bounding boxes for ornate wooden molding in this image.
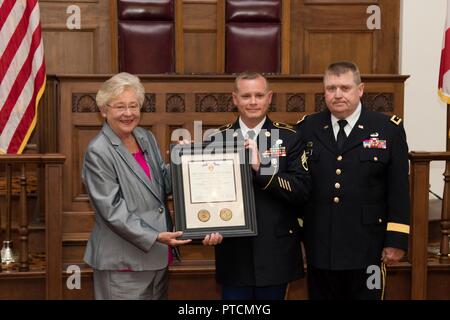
[72,93,98,112]
[166,94,185,112]
[194,93,277,112]
[142,93,156,112]
[195,93,235,112]
[71,93,156,112]
[286,93,305,112]
[314,93,394,113]
[362,93,394,112]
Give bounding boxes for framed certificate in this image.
[170,142,257,239]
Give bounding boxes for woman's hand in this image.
[157,231,192,246]
[202,232,223,246]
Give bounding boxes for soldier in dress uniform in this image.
[203,72,311,300]
[297,61,410,299]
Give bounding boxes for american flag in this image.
[0,0,46,154]
[439,0,450,104]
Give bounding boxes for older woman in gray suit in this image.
[83,73,219,300]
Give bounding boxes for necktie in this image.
[246,130,256,140]
[336,119,348,150]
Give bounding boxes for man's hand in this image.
[202,232,223,246]
[245,138,260,172]
[381,247,405,265]
[157,231,192,246]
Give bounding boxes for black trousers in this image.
[307,264,385,300]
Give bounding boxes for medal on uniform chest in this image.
[363,132,387,149]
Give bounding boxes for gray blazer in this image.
[83,123,172,271]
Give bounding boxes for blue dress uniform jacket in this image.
[297,107,410,270]
[208,117,311,286]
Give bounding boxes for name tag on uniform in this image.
[363,138,386,149]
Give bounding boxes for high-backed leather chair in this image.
[225,0,281,73]
[118,0,175,74]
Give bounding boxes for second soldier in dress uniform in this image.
[203,72,311,300]
[297,61,410,300]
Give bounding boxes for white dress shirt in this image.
[331,103,362,140]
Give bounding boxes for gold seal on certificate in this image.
[219,208,233,221]
[197,209,211,222]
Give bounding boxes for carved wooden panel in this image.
[315,92,394,112]
[195,93,234,112]
[142,94,156,112]
[166,94,186,112]
[72,93,156,112]
[72,94,98,112]
[286,93,306,112]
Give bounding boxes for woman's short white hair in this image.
[96,72,145,108]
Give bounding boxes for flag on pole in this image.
[0,0,46,154]
[439,0,450,104]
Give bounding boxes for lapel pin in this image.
[323,125,329,129]
[358,125,364,129]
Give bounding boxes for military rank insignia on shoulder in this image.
[390,115,402,126]
[274,122,296,133]
[207,123,232,139]
[216,123,232,133]
[301,150,309,171]
[296,115,307,125]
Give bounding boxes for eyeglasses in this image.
[106,103,141,113]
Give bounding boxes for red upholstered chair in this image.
[118,0,175,74]
[225,0,281,73]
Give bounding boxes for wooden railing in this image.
[409,151,450,299]
[0,154,65,299]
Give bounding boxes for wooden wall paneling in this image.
[183,0,218,73]
[216,0,225,73]
[184,33,217,73]
[305,30,374,74]
[40,1,113,74]
[109,0,118,73]
[44,154,65,299]
[62,212,94,234]
[176,0,185,73]
[376,0,400,73]
[290,0,399,74]
[0,276,46,299]
[282,0,291,74]
[40,0,400,75]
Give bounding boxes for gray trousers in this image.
[93,268,169,300]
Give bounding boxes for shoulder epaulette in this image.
[210,123,232,136]
[218,123,232,131]
[390,115,402,126]
[206,123,232,140]
[274,121,296,133]
[296,115,308,125]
